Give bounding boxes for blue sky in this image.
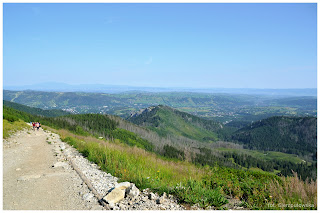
[3,3,317,88]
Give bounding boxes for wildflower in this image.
[147,177,150,179]
[269,195,272,198]
[157,170,160,172]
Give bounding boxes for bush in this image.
[3,114,19,123]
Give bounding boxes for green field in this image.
[216,147,304,164]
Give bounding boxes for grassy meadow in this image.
[216,147,304,164]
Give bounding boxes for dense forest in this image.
[192,147,316,181]
[232,116,317,158]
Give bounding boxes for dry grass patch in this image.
[269,172,317,209]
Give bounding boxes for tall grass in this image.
[55,128,227,207]
[48,127,316,209]
[3,119,29,139]
[268,172,317,210]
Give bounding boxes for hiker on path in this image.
[36,122,40,131]
[32,122,36,131]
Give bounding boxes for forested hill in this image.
[128,105,232,142]
[232,116,317,158]
[3,100,70,117]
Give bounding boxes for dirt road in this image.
[3,128,103,210]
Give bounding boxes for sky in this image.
[3,3,317,88]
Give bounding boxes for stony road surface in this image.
[3,128,103,210]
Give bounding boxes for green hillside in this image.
[3,104,317,209]
[128,105,231,142]
[232,116,317,158]
[3,100,70,117]
[3,105,154,152]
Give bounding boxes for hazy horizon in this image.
[3,81,317,90]
[4,3,317,89]
[4,82,317,97]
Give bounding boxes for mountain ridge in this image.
[232,116,317,158]
[128,105,232,142]
[3,100,70,117]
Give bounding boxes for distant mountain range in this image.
[4,82,317,96]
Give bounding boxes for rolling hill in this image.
[127,105,232,142]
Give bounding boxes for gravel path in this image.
[3,128,103,210]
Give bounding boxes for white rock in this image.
[108,202,115,208]
[53,162,68,168]
[17,174,41,181]
[83,193,94,201]
[149,192,156,200]
[103,188,126,204]
[160,206,166,210]
[115,182,131,189]
[162,192,167,198]
[127,184,140,198]
[156,192,167,204]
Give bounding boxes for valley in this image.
[3,90,317,127]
